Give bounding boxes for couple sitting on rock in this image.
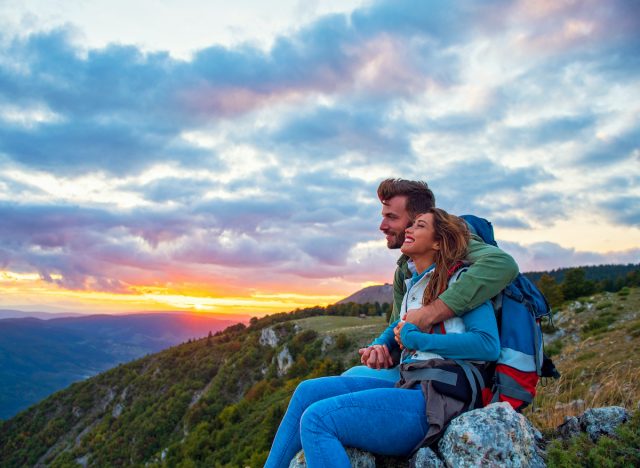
[265,179,519,467]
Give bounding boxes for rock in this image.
[260,327,279,347]
[72,406,83,418]
[289,448,375,467]
[112,403,124,418]
[321,335,335,352]
[277,346,294,376]
[543,329,566,343]
[438,402,545,468]
[410,447,443,467]
[557,415,581,440]
[578,406,629,442]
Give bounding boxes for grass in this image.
[294,315,386,343]
[546,411,640,467]
[527,287,640,430]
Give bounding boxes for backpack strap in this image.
[491,372,535,405]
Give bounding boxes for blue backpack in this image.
[461,215,560,410]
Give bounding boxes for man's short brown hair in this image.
[377,178,436,219]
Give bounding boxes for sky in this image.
[0,0,638,317]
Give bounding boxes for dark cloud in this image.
[266,104,413,160]
[580,125,640,166]
[600,196,640,227]
[424,114,488,135]
[134,177,215,204]
[429,157,555,210]
[501,241,640,273]
[499,115,597,148]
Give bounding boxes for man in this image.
[347,178,518,373]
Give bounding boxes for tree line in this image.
[535,265,640,308]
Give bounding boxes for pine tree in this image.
[537,273,564,308]
[561,268,595,300]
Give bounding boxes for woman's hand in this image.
[358,345,393,369]
[393,321,406,349]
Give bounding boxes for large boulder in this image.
[410,447,443,467]
[437,402,545,467]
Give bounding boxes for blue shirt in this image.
[371,299,499,363]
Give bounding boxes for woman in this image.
[265,208,500,468]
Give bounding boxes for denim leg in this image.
[265,376,396,468]
[300,387,428,468]
[341,365,400,382]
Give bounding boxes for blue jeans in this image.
[264,376,428,468]
[341,364,400,382]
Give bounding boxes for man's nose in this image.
[379,219,388,231]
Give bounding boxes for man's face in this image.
[379,195,412,249]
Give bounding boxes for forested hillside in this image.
[0,305,386,467]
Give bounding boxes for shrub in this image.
[546,340,564,357]
[618,287,631,297]
[546,411,640,467]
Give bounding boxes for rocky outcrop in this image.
[438,402,545,468]
[289,447,375,467]
[321,335,334,352]
[112,403,124,418]
[558,406,630,442]
[260,327,279,347]
[277,346,294,377]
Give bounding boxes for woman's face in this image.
[401,212,440,257]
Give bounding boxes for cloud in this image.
[600,196,640,227]
[502,240,640,273]
[581,125,640,166]
[0,0,638,306]
[499,114,597,148]
[268,104,413,159]
[428,157,555,214]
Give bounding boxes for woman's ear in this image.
[433,241,440,251]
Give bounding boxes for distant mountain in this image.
[0,309,83,320]
[337,283,393,305]
[0,312,244,419]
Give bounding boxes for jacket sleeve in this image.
[438,236,518,316]
[370,320,400,350]
[399,302,500,361]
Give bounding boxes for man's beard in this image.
[386,231,405,249]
